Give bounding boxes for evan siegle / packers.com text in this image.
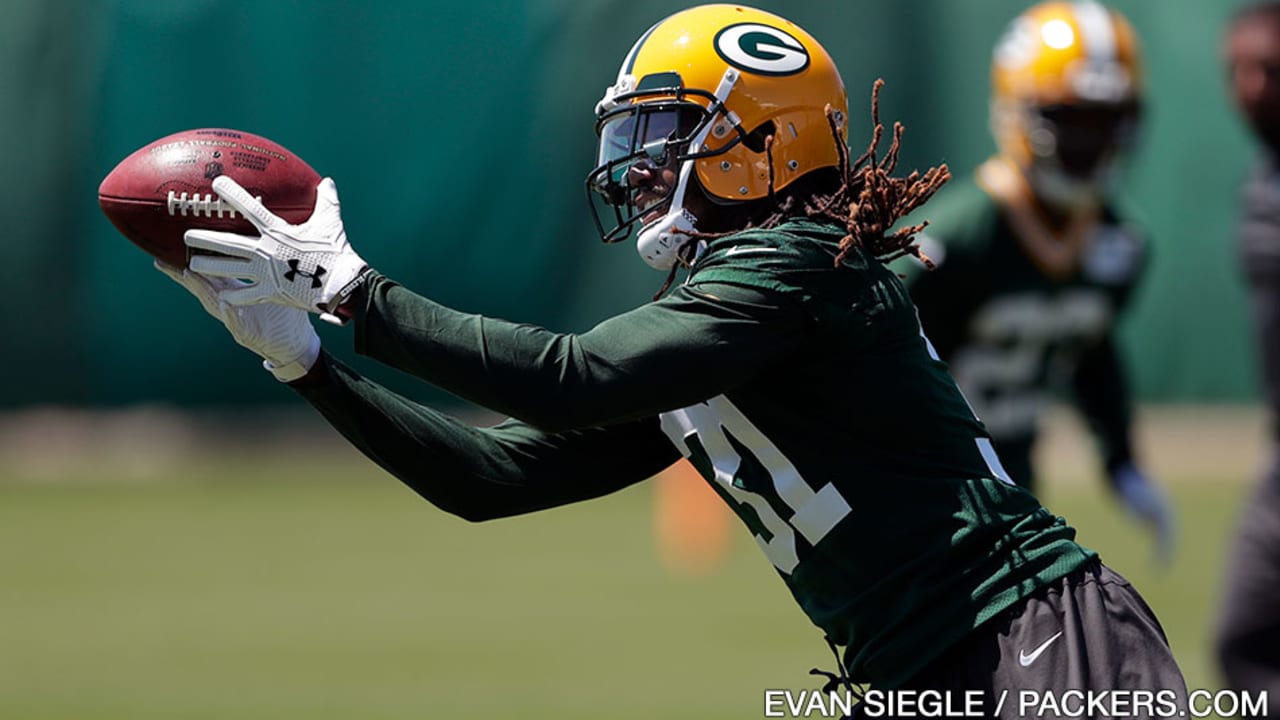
[762,688,1269,718]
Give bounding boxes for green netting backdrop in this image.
[0,0,1263,406]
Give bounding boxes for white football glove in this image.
[1111,463,1176,566]
[183,176,370,325]
[156,261,321,382]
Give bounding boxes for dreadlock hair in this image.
[805,78,950,268]
[653,79,949,298]
[690,79,948,269]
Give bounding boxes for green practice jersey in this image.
[904,173,1146,483]
[295,218,1095,689]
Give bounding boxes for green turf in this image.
[0,454,1253,719]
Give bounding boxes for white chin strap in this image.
[638,207,698,270]
[636,68,740,271]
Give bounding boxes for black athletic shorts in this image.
[850,560,1187,719]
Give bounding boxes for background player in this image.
[904,0,1175,561]
[1216,1,1280,707]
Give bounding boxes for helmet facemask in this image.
[586,70,744,270]
[1008,98,1141,207]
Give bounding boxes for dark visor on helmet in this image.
[596,104,703,167]
[585,102,708,244]
[1029,101,1141,179]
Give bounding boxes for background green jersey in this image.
[296,218,1095,689]
[904,175,1147,485]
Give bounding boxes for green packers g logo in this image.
[713,23,810,76]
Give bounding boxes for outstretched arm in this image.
[293,352,682,522]
[1071,334,1135,475]
[1072,334,1174,562]
[346,276,812,432]
[181,176,812,431]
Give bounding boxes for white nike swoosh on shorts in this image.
[1018,631,1063,667]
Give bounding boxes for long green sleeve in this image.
[290,271,811,520]
[348,274,814,432]
[294,353,681,521]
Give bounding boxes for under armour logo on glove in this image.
[283,259,327,289]
[183,176,370,326]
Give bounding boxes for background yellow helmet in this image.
[989,0,1143,205]
[587,4,847,269]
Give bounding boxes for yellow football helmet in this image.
[586,4,848,269]
[990,1,1143,206]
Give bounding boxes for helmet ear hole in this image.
[741,121,777,153]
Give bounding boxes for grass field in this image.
[0,406,1268,719]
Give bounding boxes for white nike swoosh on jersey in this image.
[1018,631,1063,667]
[724,245,779,256]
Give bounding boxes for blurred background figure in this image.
[904,0,1175,561]
[1216,1,1280,706]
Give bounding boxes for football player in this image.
[1217,0,1280,705]
[159,4,1185,711]
[904,1,1175,562]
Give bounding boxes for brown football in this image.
[98,128,320,268]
